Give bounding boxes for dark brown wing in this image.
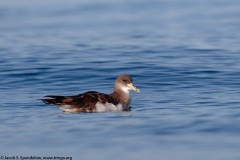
[41,91,120,112]
[70,91,119,112]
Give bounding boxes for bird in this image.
[40,74,140,113]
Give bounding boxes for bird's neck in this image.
[110,89,131,108]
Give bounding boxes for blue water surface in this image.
[1,0,240,160]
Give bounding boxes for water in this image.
[1,0,240,159]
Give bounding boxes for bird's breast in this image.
[94,102,124,112]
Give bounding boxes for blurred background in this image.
[0,0,240,159]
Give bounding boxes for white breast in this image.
[94,102,124,112]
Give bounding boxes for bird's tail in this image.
[39,95,66,105]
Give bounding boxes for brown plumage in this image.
[40,74,140,113]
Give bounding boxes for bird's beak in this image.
[127,83,140,93]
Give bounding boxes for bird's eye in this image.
[122,79,127,82]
